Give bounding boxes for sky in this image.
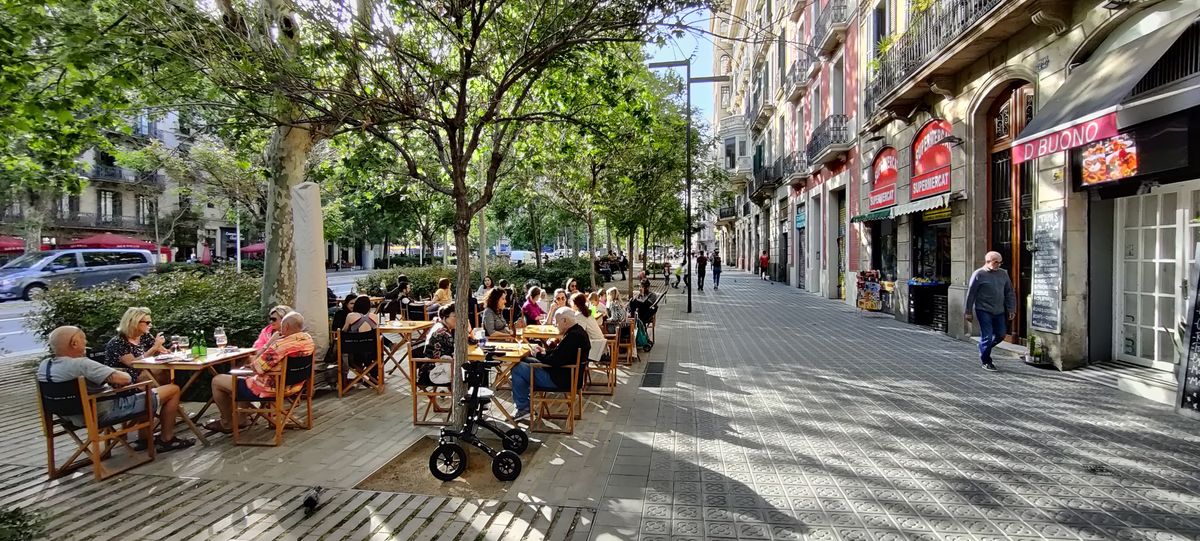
[645,9,718,135]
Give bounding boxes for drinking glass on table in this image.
[214,327,228,349]
[515,326,524,343]
[170,335,180,353]
[178,335,190,353]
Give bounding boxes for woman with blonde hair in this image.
[104,306,168,383]
[254,305,293,349]
[605,287,630,339]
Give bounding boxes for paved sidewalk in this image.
[595,269,1200,540]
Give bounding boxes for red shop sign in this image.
[1012,112,1118,164]
[911,119,953,200]
[869,147,897,211]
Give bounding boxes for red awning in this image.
[240,242,266,254]
[0,236,26,253]
[66,233,157,250]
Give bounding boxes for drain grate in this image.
[1085,464,1114,476]
[644,361,665,374]
[640,373,663,387]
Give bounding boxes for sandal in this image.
[203,419,232,434]
[132,438,152,451]
[156,436,196,453]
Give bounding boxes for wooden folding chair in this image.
[529,351,583,434]
[617,318,637,366]
[410,352,454,426]
[231,354,314,446]
[587,334,621,395]
[36,378,156,481]
[336,329,385,397]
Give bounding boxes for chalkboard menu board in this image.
[1179,242,1200,419]
[1030,208,1063,333]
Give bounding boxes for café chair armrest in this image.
[89,380,154,401]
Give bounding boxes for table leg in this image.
[157,368,210,446]
[187,366,220,423]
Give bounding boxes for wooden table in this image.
[132,348,255,445]
[468,342,534,422]
[378,320,436,383]
[522,324,561,341]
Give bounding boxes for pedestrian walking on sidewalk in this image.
[759,250,770,281]
[711,250,722,290]
[696,251,708,291]
[964,251,1016,372]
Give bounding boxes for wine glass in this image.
[178,335,190,354]
[214,327,228,349]
[170,335,180,353]
[515,326,524,344]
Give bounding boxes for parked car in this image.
[0,249,155,301]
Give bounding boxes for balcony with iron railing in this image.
[783,57,813,102]
[85,165,165,187]
[782,151,810,185]
[51,212,154,232]
[750,162,781,201]
[864,0,1035,119]
[716,206,737,225]
[806,114,852,166]
[812,0,849,55]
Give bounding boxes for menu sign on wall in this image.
[911,119,953,200]
[1179,242,1200,419]
[869,147,898,211]
[1030,208,1063,333]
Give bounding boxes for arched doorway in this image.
[987,81,1035,342]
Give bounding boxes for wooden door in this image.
[987,82,1036,341]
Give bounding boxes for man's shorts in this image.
[69,390,159,427]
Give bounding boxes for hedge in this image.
[355,258,602,298]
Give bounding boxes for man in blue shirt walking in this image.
[964,251,1016,372]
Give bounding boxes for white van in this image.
[509,250,535,265]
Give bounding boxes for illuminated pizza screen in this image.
[1080,133,1137,185]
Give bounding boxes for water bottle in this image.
[196,330,207,356]
[190,331,201,357]
[214,327,228,349]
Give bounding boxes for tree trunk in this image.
[530,202,541,269]
[261,120,316,311]
[627,234,635,297]
[449,205,474,427]
[587,211,596,289]
[479,208,487,280]
[641,226,648,270]
[606,220,612,255]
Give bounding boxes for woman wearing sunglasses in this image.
[254,305,293,350]
[104,306,169,384]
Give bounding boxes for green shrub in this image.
[355,258,601,299]
[28,269,264,353]
[156,261,264,275]
[0,508,46,541]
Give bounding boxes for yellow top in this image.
[432,288,453,305]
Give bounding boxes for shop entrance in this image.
[797,225,806,290]
[836,191,846,300]
[1115,181,1200,371]
[987,81,1035,341]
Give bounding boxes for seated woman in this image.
[605,287,631,340]
[546,288,569,324]
[342,296,379,333]
[475,276,494,300]
[522,287,545,325]
[254,305,293,350]
[570,293,606,343]
[564,278,580,297]
[432,277,454,308]
[481,288,521,337]
[104,307,169,384]
[332,293,357,331]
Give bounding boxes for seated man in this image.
[510,308,590,421]
[206,312,315,433]
[38,326,193,452]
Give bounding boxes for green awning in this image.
[850,209,892,223]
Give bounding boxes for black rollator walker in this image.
[428,353,529,481]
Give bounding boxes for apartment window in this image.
[136,195,155,226]
[179,193,192,210]
[721,86,731,110]
[7,198,22,219]
[739,140,747,157]
[725,138,737,168]
[794,104,805,149]
[720,54,731,74]
[778,117,785,157]
[812,85,822,126]
[96,152,117,168]
[833,58,845,115]
[873,1,892,54]
[57,194,80,218]
[98,190,118,222]
[778,30,787,82]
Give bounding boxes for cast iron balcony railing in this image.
[750,162,781,200]
[866,0,1006,116]
[717,206,737,221]
[91,165,125,181]
[54,212,153,231]
[85,166,165,187]
[812,0,849,55]
[783,151,810,183]
[784,58,813,102]
[806,114,851,166]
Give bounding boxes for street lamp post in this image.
[648,59,728,314]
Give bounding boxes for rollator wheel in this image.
[429,443,468,481]
[492,450,522,481]
[502,428,529,454]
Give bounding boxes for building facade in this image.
[713,0,861,302]
[0,112,239,261]
[715,0,1200,406]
